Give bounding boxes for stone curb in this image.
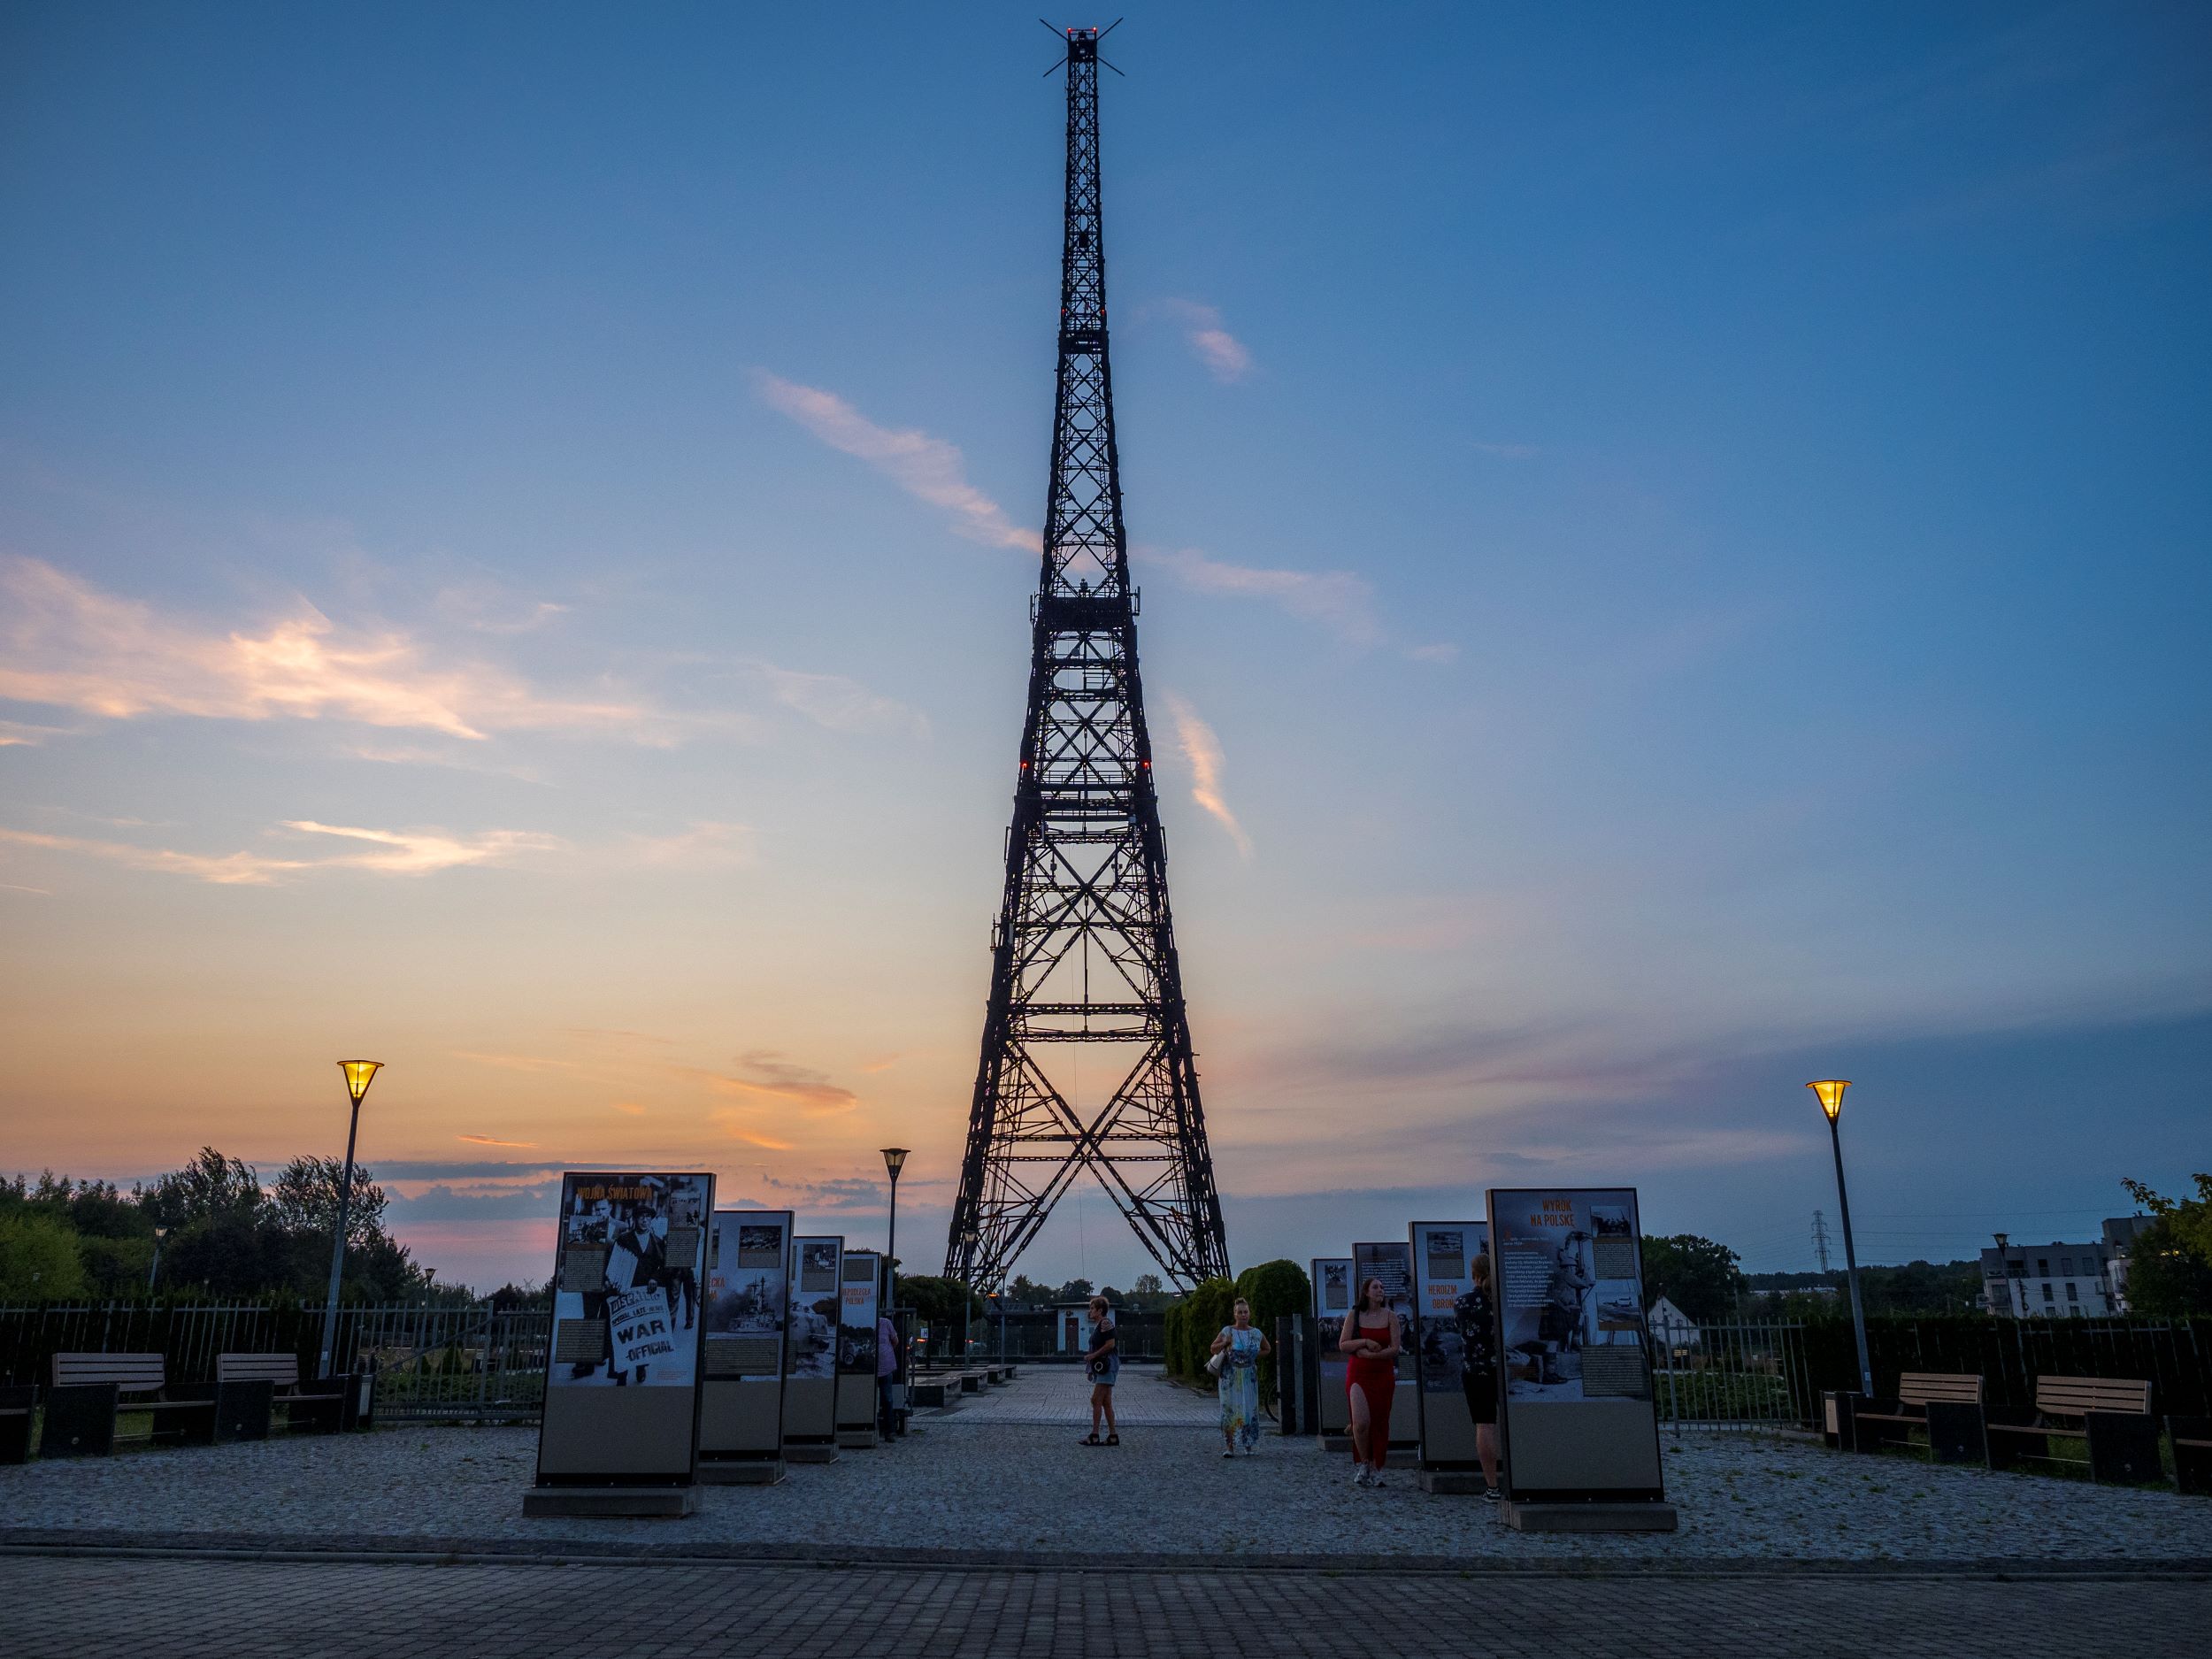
[4,1529,2208,1581]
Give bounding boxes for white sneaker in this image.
[1351,1465,1370,1487]
[1369,1470,1387,1488]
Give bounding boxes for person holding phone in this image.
[1079,1294,1119,1446]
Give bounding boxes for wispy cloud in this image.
[751,382,1455,663]
[0,821,559,886]
[0,718,76,748]
[754,373,1036,551]
[756,664,928,739]
[1140,548,1382,649]
[695,1050,860,1118]
[1155,299,1254,384]
[456,1133,539,1148]
[626,821,755,871]
[0,555,664,742]
[1163,693,1252,858]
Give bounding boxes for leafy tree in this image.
[1055,1276,1094,1302]
[896,1274,982,1337]
[141,1148,265,1232]
[1005,1274,1049,1308]
[1640,1233,1745,1324]
[0,1210,90,1301]
[2121,1213,2212,1315]
[270,1156,390,1248]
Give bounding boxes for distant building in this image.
[1647,1296,1701,1348]
[1979,1233,2124,1318]
[2101,1215,2154,1312]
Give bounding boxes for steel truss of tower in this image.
[945,27,1231,1294]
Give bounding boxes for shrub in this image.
[1179,1276,1236,1381]
[1233,1258,1311,1409]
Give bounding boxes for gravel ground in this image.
[4,1368,2208,1564]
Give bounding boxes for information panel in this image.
[1350,1240,1418,1453]
[1487,1188,1663,1502]
[534,1171,713,1488]
[1310,1258,1354,1437]
[835,1249,882,1442]
[698,1210,791,1471]
[1409,1220,1491,1468]
[783,1235,843,1448]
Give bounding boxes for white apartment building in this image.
[1979,1237,2117,1317]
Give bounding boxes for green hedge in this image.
[1233,1258,1310,1409]
[1169,1276,1235,1383]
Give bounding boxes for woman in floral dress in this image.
[1209,1297,1272,1456]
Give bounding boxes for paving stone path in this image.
[2,1551,2207,1658]
[4,1365,2210,1565]
[934,1362,1221,1426]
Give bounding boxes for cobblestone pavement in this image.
[932,1363,1221,1426]
[5,1367,2210,1566]
[1,1551,2206,1658]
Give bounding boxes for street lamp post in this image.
[959,1225,979,1363]
[1807,1080,1872,1397]
[147,1225,170,1293]
[319,1061,382,1380]
[880,1148,909,1319]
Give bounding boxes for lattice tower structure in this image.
[945,27,1231,1292]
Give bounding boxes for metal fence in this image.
[1652,1318,1816,1430]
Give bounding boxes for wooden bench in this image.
[2169,1415,2212,1496]
[39,1354,215,1459]
[0,1385,34,1464]
[1849,1372,1986,1464]
[214,1352,348,1439]
[1986,1376,2161,1486]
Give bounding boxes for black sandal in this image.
[1105,1432,1120,1446]
[1079,1432,1102,1445]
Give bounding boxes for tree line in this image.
[0,1148,467,1304]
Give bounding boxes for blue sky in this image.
[1,3,2206,1290]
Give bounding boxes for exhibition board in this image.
[697,1209,793,1482]
[1486,1187,1664,1502]
[1408,1220,1491,1469]
[1310,1257,1353,1437]
[835,1248,881,1447]
[532,1171,713,1495]
[782,1233,844,1459]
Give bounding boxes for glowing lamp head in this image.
[1807,1079,1850,1122]
[880,1147,910,1180]
[339,1060,383,1106]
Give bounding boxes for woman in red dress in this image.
[1339,1275,1402,1487]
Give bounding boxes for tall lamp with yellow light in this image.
[319,1060,382,1380]
[1808,1079,1872,1397]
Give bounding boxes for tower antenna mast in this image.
[947,26,1231,1292]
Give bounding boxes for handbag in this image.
[1206,1348,1226,1378]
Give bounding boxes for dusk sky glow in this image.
[3,3,2207,1292]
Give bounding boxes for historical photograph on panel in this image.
[703,1212,789,1380]
[1411,1223,1490,1394]
[1351,1241,1414,1323]
[1317,1259,1351,1315]
[787,1238,840,1379]
[1493,1189,1649,1403]
[548,1172,711,1389]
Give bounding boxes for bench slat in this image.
[1897,1372,1984,1406]
[2034,1376,2151,1417]
[52,1353,166,1392]
[217,1353,303,1386]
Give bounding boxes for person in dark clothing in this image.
[1455,1252,1503,1499]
